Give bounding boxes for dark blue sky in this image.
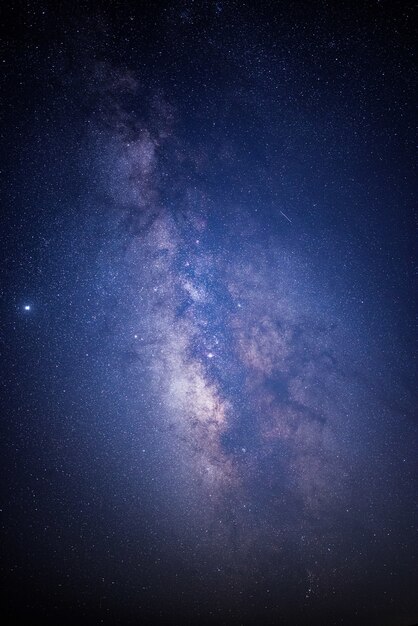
[1,2,417,625]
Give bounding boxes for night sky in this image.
[1,2,417,625]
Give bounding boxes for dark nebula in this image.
[1,2,417,625]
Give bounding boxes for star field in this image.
[1,2,417,625]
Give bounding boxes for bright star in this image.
[23,305,31,311]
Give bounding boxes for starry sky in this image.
[1,2,417,625]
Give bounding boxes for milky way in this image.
[85,56,415,602]
[2,3,417,625]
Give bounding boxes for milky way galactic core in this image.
[1,2,417,625]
